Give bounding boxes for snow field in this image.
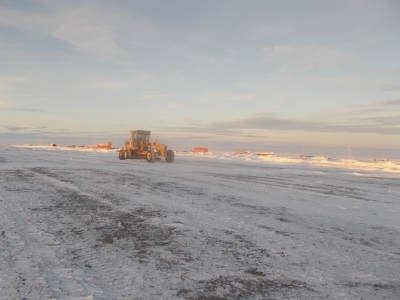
[0,145,399,299]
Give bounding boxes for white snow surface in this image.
[1,145,399,299]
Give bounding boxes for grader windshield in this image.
[130,130,151,148]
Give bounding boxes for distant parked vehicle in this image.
[87,141,113,149]
[256,152,274,156]
[234,150,250,155]
[191,147,208,153]
[374,158,389,162]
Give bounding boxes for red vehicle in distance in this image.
[191,147,208,153]
[87,141,113,149]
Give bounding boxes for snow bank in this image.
[13,144,117,153]
[176,151,400,175]
[12,145,400,175]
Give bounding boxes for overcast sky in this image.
[0,0,399,153]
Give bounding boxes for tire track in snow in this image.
[34,165,400,299]
[0,169,92,299]
[24,166,324,299]
[26,167,181,299]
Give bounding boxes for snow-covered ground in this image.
[1,145,399,300]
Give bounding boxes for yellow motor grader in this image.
[118,130,174,163]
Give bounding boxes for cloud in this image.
[161,125,265,138]
[223,113,400,135]
[151,101,186,113]
[193,91,257,103]
[0,124,115,137]
[247,22,292,42]
[162,111,400,136]
[0,1,219,67]
[2,124,47,132]
[263,44,354,72]
[343,98,400,115]
[354,115,400,127]
[0,2,126,61]
[0,131,126,147]
[378,83,400,91]
[141,93,173,100]
[210,113,322,131]
[0,76,26,90]
[3,125,30,131]
[374,99,400,106]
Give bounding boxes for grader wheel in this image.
[146,150,155,163]
[165,150,175,163]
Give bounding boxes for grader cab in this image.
[118,130,174,163]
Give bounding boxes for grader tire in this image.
[119,150,125,160]
[146,150,155,163]
[165,150,175,163]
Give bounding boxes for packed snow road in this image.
[0,145,399,299]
